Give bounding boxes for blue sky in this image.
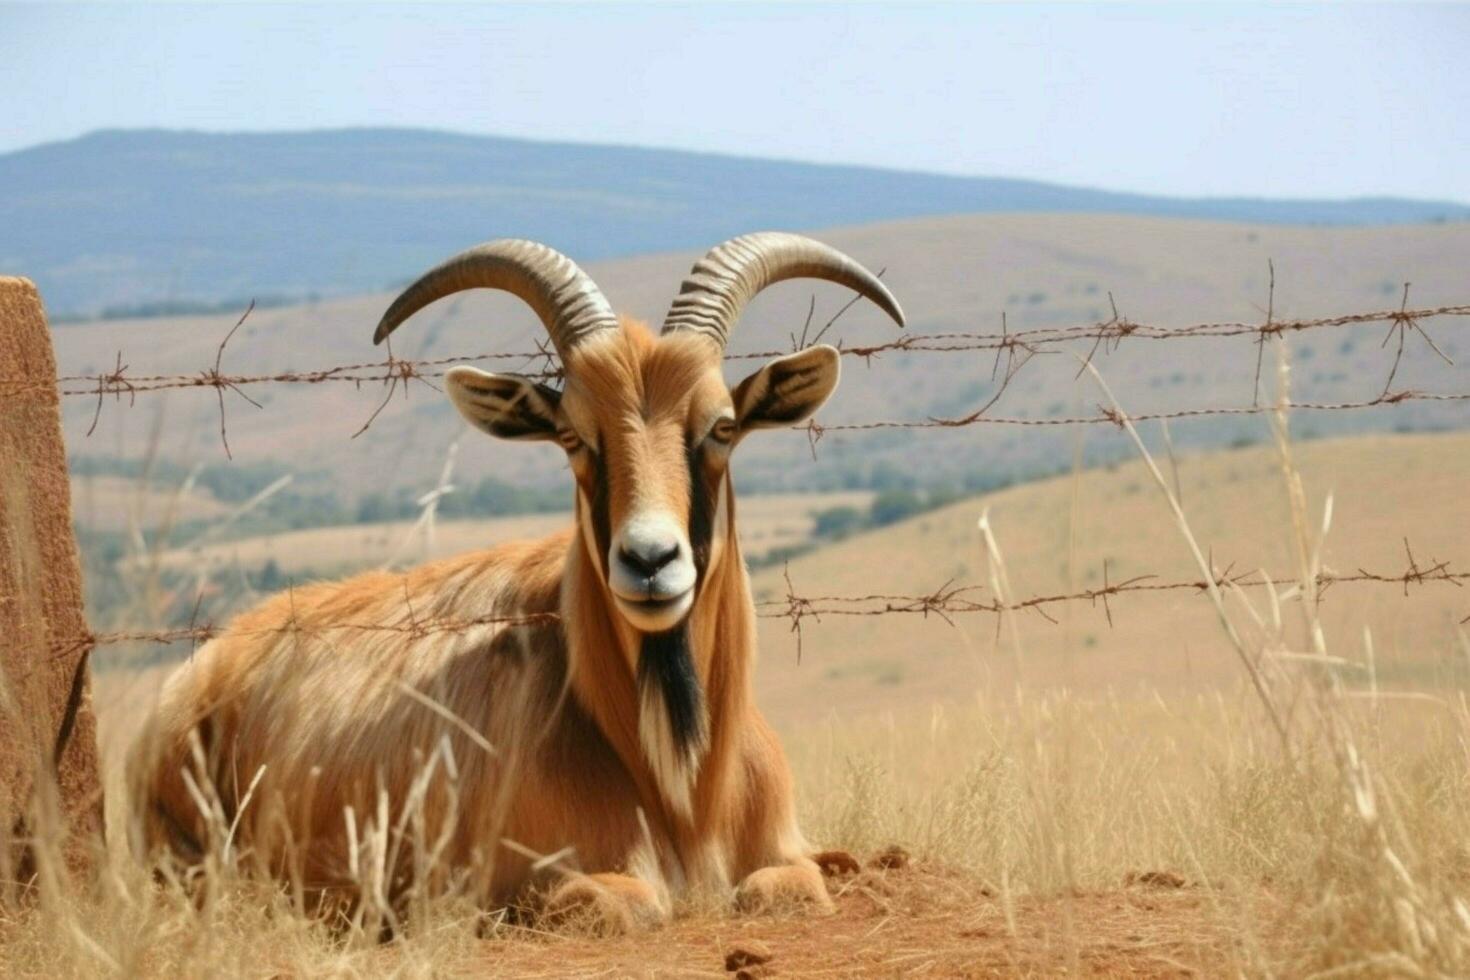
[2,2,1467,201]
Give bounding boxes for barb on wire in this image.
[1380,283,1455,398]
[1252,260,1277,406]
[1075,292,1135,381]
[928,312,1048,427]
[800,418,826,461]
[204,301,263,458]
[779,562,817,663]
[1379,537,1461,599]
[351,337,443,439]
[881,578,987,627]
[86,351,134,437]
[521,335,565,384]
[1095,560,1155,628]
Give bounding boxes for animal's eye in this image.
[707,418,737,445]
[557,429,584,453]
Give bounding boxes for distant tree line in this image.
[53,293,311,324]
[69,454,568,543]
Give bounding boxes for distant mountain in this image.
[3,128,1467,315]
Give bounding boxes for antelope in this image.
[128,233,904,928]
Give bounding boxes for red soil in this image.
[478,863,1266,978]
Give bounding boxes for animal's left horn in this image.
[660,232,904,350]
[373,239,617,360]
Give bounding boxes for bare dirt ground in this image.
[471,864,1261,979]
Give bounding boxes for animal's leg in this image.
[730,717,840,915]
[544,872,669,935]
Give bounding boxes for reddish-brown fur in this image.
[129,319,832,923]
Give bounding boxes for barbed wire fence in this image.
[6,283,1468,662]
[36,552,1461,670]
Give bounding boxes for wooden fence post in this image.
[0,277,102,876]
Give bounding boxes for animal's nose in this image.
[618,540,680,579]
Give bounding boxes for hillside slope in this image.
[749,431,1470,728]
[51,212,1470,499]
[4,128,1467,314]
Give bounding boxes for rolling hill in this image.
[746,430,1470,728]
[4,128,1468,315]
[50,212,1470,504]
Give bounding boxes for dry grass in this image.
[5,346,1469,977]
[14,687,1467,976]
[750,430,1470,725]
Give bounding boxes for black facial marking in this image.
[589,450,613,578]
[749,366,822,424]
[639,625,705,754]
[686,441,717,580]
[487,383,560,440]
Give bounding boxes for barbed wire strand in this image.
[0,294,1457,456]
[63,546,1466,662]
[5,299,1461,401]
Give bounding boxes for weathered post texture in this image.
[0,277,102,870]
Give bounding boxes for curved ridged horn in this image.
[373,240,617,358]
[660,232,904,349]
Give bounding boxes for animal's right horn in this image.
[660,232,904,350]
[373,240,617,361]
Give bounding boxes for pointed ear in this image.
[732,345,841,432]
[445,366,561,441]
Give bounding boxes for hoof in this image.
[735,862,833,915]
[544,873,667,935]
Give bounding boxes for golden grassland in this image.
[750,430,1470,726]
[5,356,1470,977]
